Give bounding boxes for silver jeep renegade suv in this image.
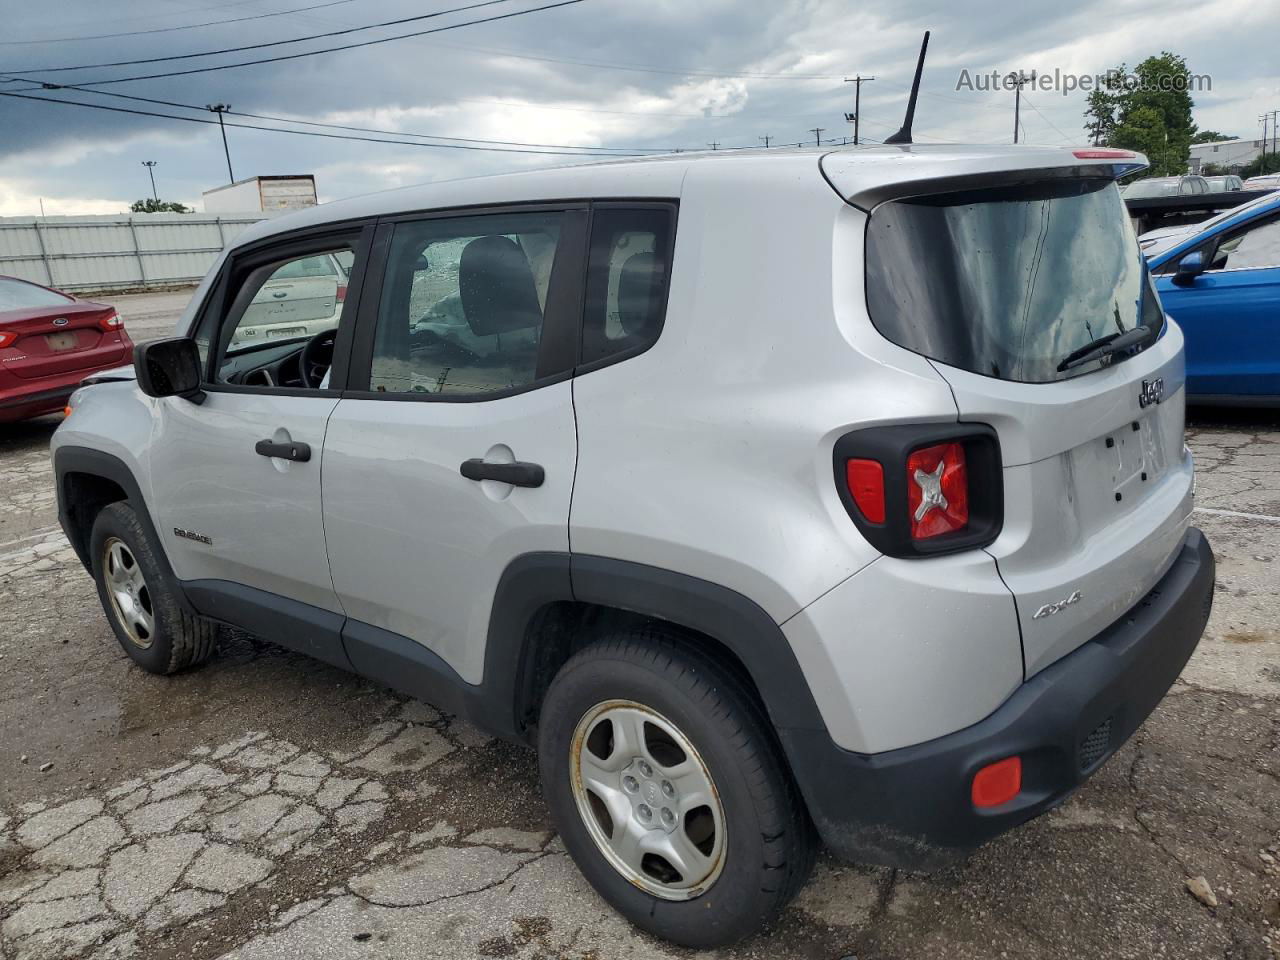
[53,144,1215,948]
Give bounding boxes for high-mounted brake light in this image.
[845,459,885,524]
[1072,149,1136,159]
[99,311,123,332]
[906,441,969,540]
[0,331,17,348]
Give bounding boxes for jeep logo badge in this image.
[1139,378,1163,408]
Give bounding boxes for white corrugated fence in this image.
[0,212,272,293]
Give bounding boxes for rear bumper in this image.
[781,527,1215,870]
[0,342,132,422]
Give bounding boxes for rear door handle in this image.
[459,459,544,488]
[255,439,311,462]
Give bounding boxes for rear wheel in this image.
[538,629,814,948]
[89,502,217,674]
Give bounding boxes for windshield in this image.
[865,178,1164,383]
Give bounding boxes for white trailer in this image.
[202,175,317,213]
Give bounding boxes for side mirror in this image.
[1171,250,1205,287]
[134,338,205,403]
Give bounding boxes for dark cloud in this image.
[1,0,1274,213]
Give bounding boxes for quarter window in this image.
[581,207,674,364]
[369,211,565,396]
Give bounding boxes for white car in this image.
[226,250,352,352]
[55,143,1214,948]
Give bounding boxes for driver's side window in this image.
[204,241,357,390]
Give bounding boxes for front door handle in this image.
[459,458,544,488]
[255,439,311,462]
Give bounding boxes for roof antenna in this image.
[885,30,930,145]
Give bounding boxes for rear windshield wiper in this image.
[1056,324,1153,372]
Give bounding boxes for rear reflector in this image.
[845,458,885,524]
[1072,149,1136,159]
[906,441,969,539]
[99,312,123,332]
[0,331,16,348]
[972,756,1022,808]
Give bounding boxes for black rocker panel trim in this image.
[183,579,352,673]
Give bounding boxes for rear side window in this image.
[865,178,1162,383]
[369,211,565,396]
[581,206,674,365]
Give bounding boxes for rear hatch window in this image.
[865,178,1163,383]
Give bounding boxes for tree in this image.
[1193,130,1235,144]
[1240,152,1280,178]
[130,199,192,213]
[1083,52,1198,177]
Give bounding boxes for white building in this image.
[1189,138,1269,173]
[203,175,318,213]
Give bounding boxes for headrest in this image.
[458,235,543,336]
[616,252,662,336]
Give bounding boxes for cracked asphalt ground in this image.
[2,294,1278,960]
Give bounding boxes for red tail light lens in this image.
[336,284,348,303]
[0,331,17,348]
[99,312,123,332]
[845,458,885,524]
[906,441,969,539]
[972,756,1022,808]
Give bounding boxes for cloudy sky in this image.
[1,0,1277,216]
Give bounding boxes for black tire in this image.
[538,627,814,948]
[89,502,217,674]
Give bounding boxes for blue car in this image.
[1143,190,1280,403]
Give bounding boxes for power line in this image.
[17,0,520,74]
[1017,93,1075,145]
[0,78,669,152]
[0,0,361,47]
[0,89,642,156]
[5,0,589,88]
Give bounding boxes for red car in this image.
[0,276,133,423]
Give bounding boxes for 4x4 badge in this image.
[1033,590,1083,620]
[1139,378,1164,408]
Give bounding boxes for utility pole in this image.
[1011,71,1035,144]
[843,75,874,145]
[1260,114,1271,165]
[810,127,825,146]
[1270,110,1279,166]
[141,161,158,202]
[758,134,773,148]
[206,104,235,183]
[707,141,720,150]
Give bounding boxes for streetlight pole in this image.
[141,161,158,202]
[206,104,235,183]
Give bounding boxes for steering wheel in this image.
[299,329,336,388]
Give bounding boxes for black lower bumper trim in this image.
[782,527,1215,870]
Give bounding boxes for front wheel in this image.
[89,502,218,674]
[538,630,814,948]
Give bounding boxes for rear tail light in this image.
[844,459,885,524]
[336,284,348,304]
[906,441,969,539]
[833,425,1002,558]
[99,312,123,332]
[0,331,17,348]
[972,756,1022,808]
